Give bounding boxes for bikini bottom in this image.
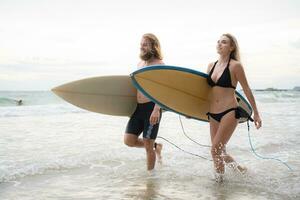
[206,107,252,122]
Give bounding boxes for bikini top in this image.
[207,59,236,89]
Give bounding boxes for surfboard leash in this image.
[156,115,212,161]
[178,115,211,148]
[158,115,294,170]
[246,121,293,171]
[157,136,212,161]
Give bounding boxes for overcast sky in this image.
[0,0,299,90]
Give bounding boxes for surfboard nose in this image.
[51,86,60,92]
[49,75,137,116]
[51,84,64,94]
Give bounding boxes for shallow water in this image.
[0,91,299,199]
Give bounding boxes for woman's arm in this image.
[235,63,262,129]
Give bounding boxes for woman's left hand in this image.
[150,109,160,125]
[253,113,262,129]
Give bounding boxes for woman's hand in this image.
[253,113,262,129]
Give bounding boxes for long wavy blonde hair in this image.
[142,33,163,60]
[223,33,240,62]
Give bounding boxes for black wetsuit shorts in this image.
[125,102,162,139]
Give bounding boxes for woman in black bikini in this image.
[206,33,262,182]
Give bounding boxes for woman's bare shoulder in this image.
[230,60,243,71]
[206,62,215,73]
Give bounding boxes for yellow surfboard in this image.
[52,76,137,116]
[130,65,252,123]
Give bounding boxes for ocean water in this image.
[0,90,299,200]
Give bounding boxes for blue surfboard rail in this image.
[130,65,252,123]
[131,65,209,78]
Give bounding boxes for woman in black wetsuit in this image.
[206,33,262,182]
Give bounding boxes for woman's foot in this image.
[226,162,247,174]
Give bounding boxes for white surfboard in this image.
[52,76,137,116]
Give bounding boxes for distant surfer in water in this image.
[124,33,163,171]
[206,33,262,182]
[15,99,23,106]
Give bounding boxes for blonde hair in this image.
[222,33,240,62]
[142,33,163,60]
